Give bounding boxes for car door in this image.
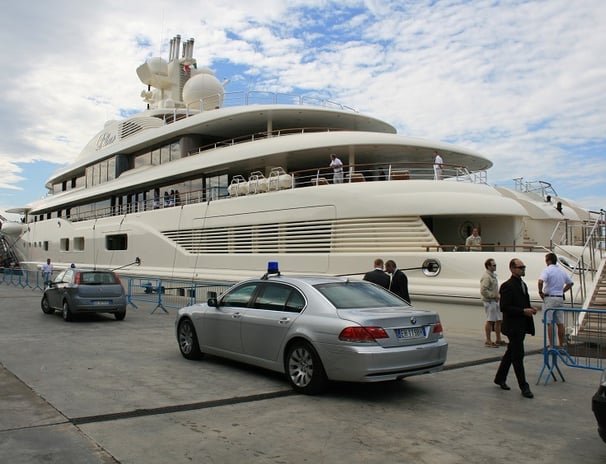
[46,270,68,308]
[198,282,258,355]
[56,269,75,306]
[240,282,306,362]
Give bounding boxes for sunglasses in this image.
[514,265,526,269]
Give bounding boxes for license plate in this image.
[395,327,425,339]
[92,300,110,305]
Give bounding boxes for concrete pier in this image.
[1,285,604,463]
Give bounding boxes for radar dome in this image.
[183,71,225,110]
[147,57,168,75]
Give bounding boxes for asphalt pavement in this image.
[1,284,604,464]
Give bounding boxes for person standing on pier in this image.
[363,258,390,289]
[480,258,504,347]
[385,259,411,304]
[493,258,537,398]
[538,252,573,348]
[41,258,53,288]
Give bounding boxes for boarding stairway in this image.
[0,236,20,269]
[573,263,606,345]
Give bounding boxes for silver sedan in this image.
[176,274,448,394]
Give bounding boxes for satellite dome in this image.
[147,57,168,76]
[183,70,224,110]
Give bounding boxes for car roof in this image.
[242,274,353,286]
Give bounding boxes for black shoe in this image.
[494,380,511,390]
[521,389,534,398]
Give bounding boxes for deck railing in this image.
[41,160,486,224]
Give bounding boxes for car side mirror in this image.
[207,291,218,307]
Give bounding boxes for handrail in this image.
[558,209,606,303]
[39,161,488,224]
[186,90,359,114]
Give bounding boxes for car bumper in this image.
[70,297,126,313]
[316,338,448,383]
[593,385,606,443]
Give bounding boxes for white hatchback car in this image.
[176,270,448,394]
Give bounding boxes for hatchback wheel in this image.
[285,341,327,395]
[62,301,73,322]
[41,296,54,314]
[114,308,126,321]
[178,319,203,359]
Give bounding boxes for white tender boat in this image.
[2,35,604,302]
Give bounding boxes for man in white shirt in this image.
[41,258,53,287]
[329,154,344,184]
[538,252,573,348]
[433,151,443,180]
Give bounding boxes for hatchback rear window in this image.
[314,281,409,309]
[80,272,118,284]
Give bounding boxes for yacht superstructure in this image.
[2,34,604,302]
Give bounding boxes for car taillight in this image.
[74,273,81,285]
[113,272,122,285]
[339,326,388,342]
[432,322,443,334]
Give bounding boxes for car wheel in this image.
[41,296,54,314]
[177,319,203,360]
[285,341,327,395]
[62,301,73,322]
[114,308,126,321]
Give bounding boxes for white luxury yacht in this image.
[1,34,604,303]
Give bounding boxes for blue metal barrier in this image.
[537,307,606,385]
[125,277,233,314]
[1,267,47,290]
[1,268,233,313]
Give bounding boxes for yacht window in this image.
[74,237,84,251]
[60,238,69,251]
[106,234,128,251]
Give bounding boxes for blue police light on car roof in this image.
[262,261,281,279]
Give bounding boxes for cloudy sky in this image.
[1,0,605,215]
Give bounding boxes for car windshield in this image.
[313,281,409,309]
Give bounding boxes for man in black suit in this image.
[363,258,390,289]
[494,258,538,398]
[385,259,411,304]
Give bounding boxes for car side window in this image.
[62,269,74,283]
[253,283,305,313]
[220,283,258,308]
[54,270,66,283]
[285,290,306,313]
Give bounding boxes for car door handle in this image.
[232,312,242,319]
[279,317,290,324]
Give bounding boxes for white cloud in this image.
[0,0,605,210]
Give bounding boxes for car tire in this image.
[41,296,54,314]
[114,308,126,321]
[62,300,73,322]
[177,319,203,360]
[285,341,327,395]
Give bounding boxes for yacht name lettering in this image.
[96,132,116,150]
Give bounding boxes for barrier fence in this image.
[126,277,233,313]
[537,307,606,385]
[1,267,234,313]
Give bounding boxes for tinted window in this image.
[253,283,305,313]
[314,281,408,309]
[221,283,258,307]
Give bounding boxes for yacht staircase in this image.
[575,263,606,345]
[0,236,20,269]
